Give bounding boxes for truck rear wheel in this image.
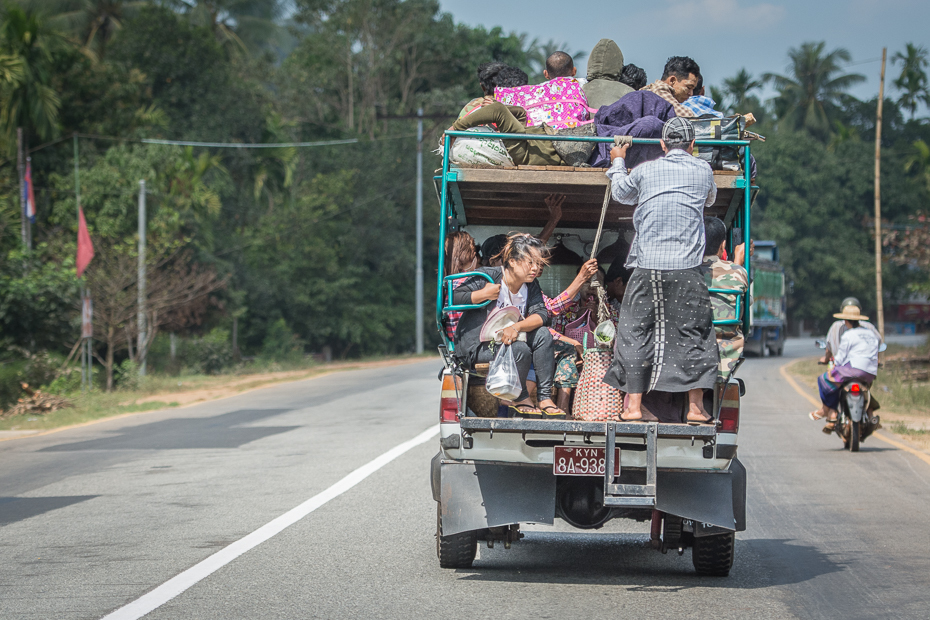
[436,504,477,569]
[692,532,735,576]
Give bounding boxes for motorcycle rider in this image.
[820,297,883,364]
[810,304,880,433]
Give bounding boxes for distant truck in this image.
[745,240,787,357]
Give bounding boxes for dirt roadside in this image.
[0,355,438,441]
[125,356,435,407]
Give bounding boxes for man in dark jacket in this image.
[583,39,634,110]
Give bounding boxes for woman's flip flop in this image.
[509,404,543,419]
[539,405,567,420]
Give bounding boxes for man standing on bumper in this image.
[603,117,719,424]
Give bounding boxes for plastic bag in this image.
[485,344,522,401]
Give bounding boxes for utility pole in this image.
[415,108,424,354]
[874,48,887,339]
[137,180,147,376]
[17,128,25,248]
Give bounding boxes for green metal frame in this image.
[443,271,494,313]
[708,289,743,325]
[435,131,754,347]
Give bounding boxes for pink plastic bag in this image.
[495,77,591,129]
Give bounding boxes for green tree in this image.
[108,5,267,141]
[519,35,587,83]
[718,68,763,115]
[27,0,146,57]
[764,42,865,139]
[905,139,930,193]
[0,5,68,155]
[160,0,288,53]
[0,245,79,352]
[892,43,930,120]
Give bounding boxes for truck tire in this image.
[692,532,735,576]
[436,504,477,569]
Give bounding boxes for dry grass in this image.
[0,353,438,433]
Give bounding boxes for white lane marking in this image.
[102,424,440,620]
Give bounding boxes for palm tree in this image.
[905,139,930,194]
[892,43,930,120]
[31,0,147,57]
[763,41,865,138]
[160,0,288,53]
[0,6,66,155]
[520,35,587,83]
[721,68,763,113]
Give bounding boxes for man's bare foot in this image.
[620,409,643,421]
[686,404,713,425]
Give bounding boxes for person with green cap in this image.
[583,38,634,111]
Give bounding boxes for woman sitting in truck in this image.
[451,233,566,419]
[442,231,480,341]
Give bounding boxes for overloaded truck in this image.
[745,240,787,357]
[430,130,758,576]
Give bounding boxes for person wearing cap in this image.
[602,117,719,424]
[822,297,883,364]
[810,304,881,431]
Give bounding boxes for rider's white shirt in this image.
[835,327,880,375]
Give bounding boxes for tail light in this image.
[440,372,462,423]
[718,382,740,434]
[849,383,861,393]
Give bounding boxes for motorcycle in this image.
[814,340,883,452]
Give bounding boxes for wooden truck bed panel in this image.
[440,165,757,229]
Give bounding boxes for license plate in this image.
[553,446,620,477]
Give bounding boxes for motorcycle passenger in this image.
[820,296,883,364]
[810,305,880,433]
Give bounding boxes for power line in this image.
[140,138,359,148]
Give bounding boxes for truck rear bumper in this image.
[431,454,747,536]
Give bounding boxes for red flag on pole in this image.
[76,207,94,278]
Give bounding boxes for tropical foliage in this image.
[0,0,928,400]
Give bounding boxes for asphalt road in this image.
[1,342,929,620]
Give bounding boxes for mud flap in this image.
[436,460,556,536]
[655,458,746,532]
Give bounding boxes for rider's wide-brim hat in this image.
[833,304,869,321]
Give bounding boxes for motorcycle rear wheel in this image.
[848,420,860,452]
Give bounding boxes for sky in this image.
[437,0,930,114]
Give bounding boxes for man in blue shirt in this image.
[682,74,724,118]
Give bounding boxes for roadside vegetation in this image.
[2,2,930,428]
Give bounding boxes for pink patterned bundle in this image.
[495,77,593,129]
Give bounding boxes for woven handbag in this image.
[564,310,596,344]
[573,334,623,422]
